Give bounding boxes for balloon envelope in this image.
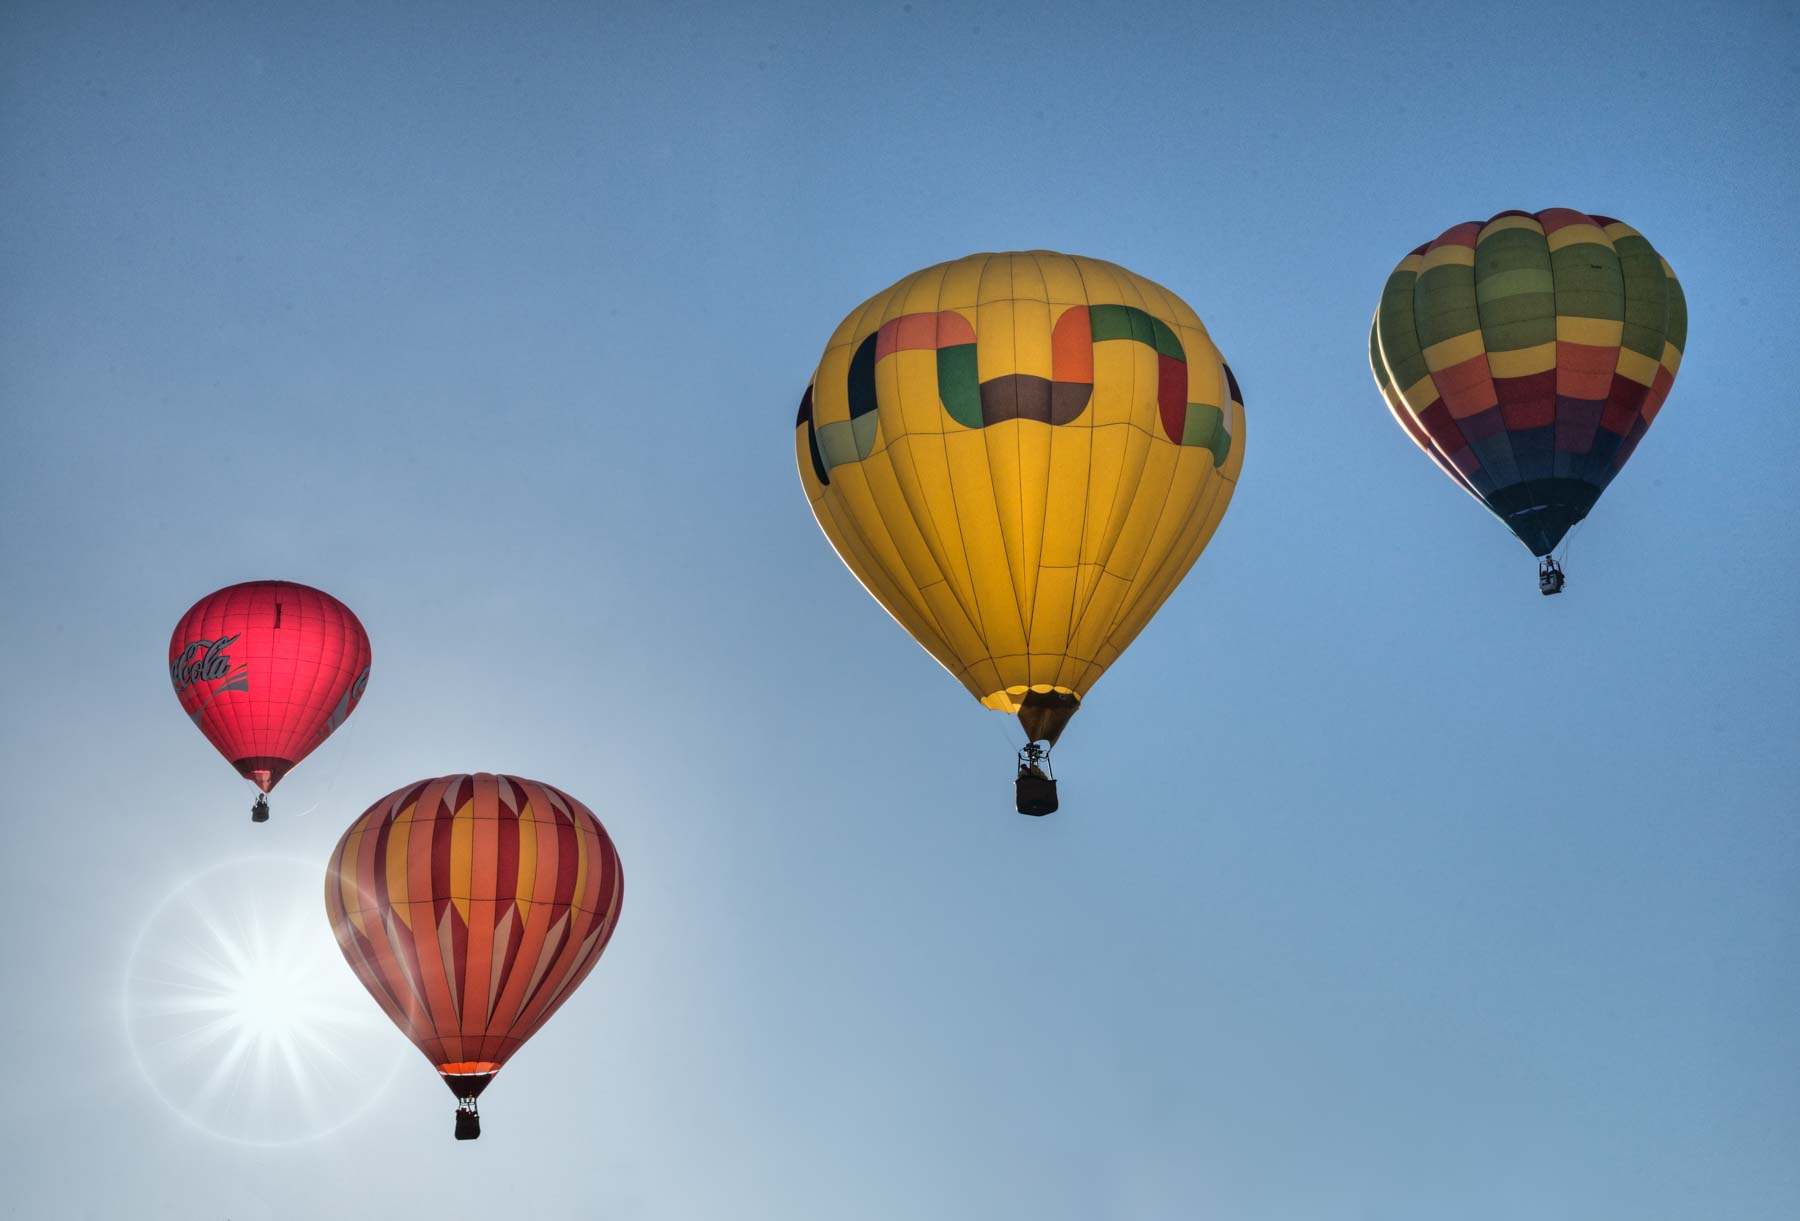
[169,580,371,793]
[1370,209,1686,557]
[324,773,623,1127]
[795,251,1245,744]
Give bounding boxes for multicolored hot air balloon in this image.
[1369,208,1686,594]
[169,580,372,821]
[324,773,623,1140]
[795,251,1245,813]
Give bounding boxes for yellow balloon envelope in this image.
[795,251,1245,747]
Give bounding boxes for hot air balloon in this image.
[795,251,1245,813]
[324,773,623,1140]
[1369,209,1686,594]
[169,580,372,822]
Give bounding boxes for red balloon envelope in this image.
[169,580,371,821]
[324,773,624,1139]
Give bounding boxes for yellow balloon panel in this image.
[796,251,1244,718]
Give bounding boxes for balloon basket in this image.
[455,1099,481,1140]
[1538,557,1565,596]
[251,795,270,823]
[1015,743,1059,816]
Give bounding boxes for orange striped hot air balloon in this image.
[324,773,623,1139]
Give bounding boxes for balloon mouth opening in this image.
[972,688,1082,747]
[438,1062,501,1100]
[1015,690,1081,747]
[232,757,295,793]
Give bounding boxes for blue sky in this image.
[2,2,1796,1218]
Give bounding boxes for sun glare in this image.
[125,857,404,1145]
[233,962,303,1034]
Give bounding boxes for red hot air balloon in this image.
[169,580,372,822]
[324,773,624,1140]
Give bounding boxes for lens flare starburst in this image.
[124,857,403,1145]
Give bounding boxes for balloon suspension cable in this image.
[285,710,365,822]
[251,794,270,823]
[1538,555,1566,597]
[1014,742,1060,817]
[1560,517,1587,567]
[454,1095,481,1141]
[991,710,1026,752]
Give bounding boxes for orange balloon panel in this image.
[325,773,623,1113]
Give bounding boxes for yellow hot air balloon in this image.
[794,251,1245,813]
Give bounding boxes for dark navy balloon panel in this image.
[796,385,829,485]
